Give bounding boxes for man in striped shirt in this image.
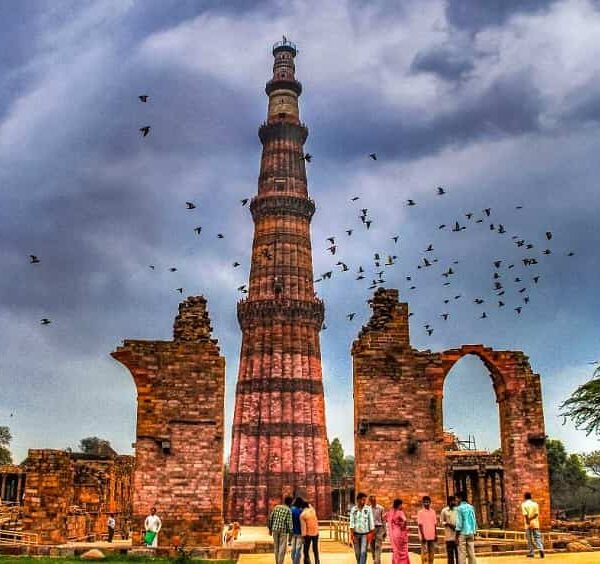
[268,496,294,564]
[350,492,374,564]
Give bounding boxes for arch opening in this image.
[443,353,505,527]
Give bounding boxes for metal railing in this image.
[0,529,39,546]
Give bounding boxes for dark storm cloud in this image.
[410,43,475,81]
[310,71,542,162]
[445,0,559,31]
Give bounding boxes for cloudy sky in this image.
[1,0,600,464]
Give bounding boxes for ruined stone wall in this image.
[112,296,225,546]
[21,450,74,543]
[352,288,551,529]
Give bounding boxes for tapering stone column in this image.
[228,39,331,524]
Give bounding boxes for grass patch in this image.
[0,558,235,563]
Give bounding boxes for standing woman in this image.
[386,499,409,564]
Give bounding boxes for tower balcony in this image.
[237,298,324,329]
[265,78,302,96]
[250,194,315,221]
[272,39,297,56]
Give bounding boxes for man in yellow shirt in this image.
[521,492,544,558]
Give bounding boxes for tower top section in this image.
[266,37,302,99]
[272,37,298,56]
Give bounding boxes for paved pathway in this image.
[238,551,599,563]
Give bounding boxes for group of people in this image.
[348,490,544,563]
[268,496,321,564]
[348,491,477,564]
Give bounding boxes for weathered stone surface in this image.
[353,288,551,530]
[228,41,331,524]
[80,548,105,560]
[112,295,225,546]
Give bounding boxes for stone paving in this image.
[238,551,600,563]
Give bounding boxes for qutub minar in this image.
[227,38,332,524]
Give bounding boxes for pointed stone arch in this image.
[353,289,550,529]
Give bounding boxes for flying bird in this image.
[441,313,449,320]
[347,313,356,321]
[436,186,446,195]
[545,231,552,240]
[493,260,502,268]
[438,224,446,230]
[327,237,336,245]
[40,318,52,325]
[365,220,372,229]
[29,255,40,264]
[148,265,155,270]
[302,153,312,163]
[217,233,224,239]
[169,267,177,272]
[346,229,353,236]
[327,245,337,255]
[139,126,151,137]
[351,196,360,201]
[424,244,434,252]
[186,201,196,209]
[241,198,249,206]
[515,307,522,314]
[194,227,202,234]
[369,153,377,160]
[406,199,416,206]
[392,235,399,243]
[480,312,487,319]
[426,328,434,336]
[138,95,149,103]
[483,208,491,216]
[233,262,240,267]
[176,288,183,294]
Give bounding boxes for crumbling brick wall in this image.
[112,296,225,546]
[352,288,550,529]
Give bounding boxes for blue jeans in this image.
[291,534,303,564]
[353,533,368,564]
[526,528,544,556]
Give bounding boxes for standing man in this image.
[368,495,386,564]
[290,497,305,564]
[417,496,438,564]
[440,496,458,564]
[107,513,116,543]
[455,491,477,564]
[521,492,544,559]
[144,507,162,548]
[268,496,293,564]
[349,492,374,564]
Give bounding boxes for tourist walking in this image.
[290,498,305,564]
[386,498,409,564]
[368,495,386,564]
[107,513,116,543]
[301,501,320,564]
[143,507,161,548]
[521,492,544,558]
[268,496,293,564]
[417,496,438,564]
[455,491,478,564]
[349,492,374,564]
[440,496,459,564]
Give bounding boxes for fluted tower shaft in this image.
[228,40,332,524]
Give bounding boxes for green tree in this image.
[560,367,600,436]
[0,426,12,464]
[328,438,346,483]
[79,436,115,457]
[344,455,355,477]
[582,451,600,477]
[547,439,587,490]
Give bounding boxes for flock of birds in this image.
[28,95,578,343]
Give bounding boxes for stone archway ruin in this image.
[352,288,550,530]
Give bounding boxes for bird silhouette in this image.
[424,244,434,252]
[480,312,487,319]
[186,201,196,209]
[406,199,416,206]
[176,288,183,294]
[515,307,522,314]
[494,260,502,268]
[546,231,552,240]
[138,95,149,103]
[369,153,377,160]
[426,328,434,336]
[139,126,151,137]
[474,298,485,304]
[351,196,360,201]
[327,237,336,245]
[241,198,249,206]
[29,255,40,264]
[217,233,224,239]
[169,267,177,272]
[346,229,353,236]
[347,313,356,321]
[365,220,372,229]
[302,153,312,163]
[441,313,449,320]
[392,235,399,243]
[438,224,446,230]
[194,227,202,234]
[233,262,240,267]
[148,265,155,270]
[483,208,491,216]
[40,318,52,325]
[327,245,337,255]
[437,186,446,195]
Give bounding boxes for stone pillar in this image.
[16,474,23,503]
[228,38,331,524]
[0,474,6,501]
[478,472,488,526]
[112,296,225,546]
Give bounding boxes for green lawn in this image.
[0,558,235,563]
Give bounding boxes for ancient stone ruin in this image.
[353,288,551,529]
[112,295,225,546]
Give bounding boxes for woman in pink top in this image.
[386,498,409,564]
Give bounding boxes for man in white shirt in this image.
[144,507,162,548]
[521,492,544,558]
[107,513,116,543]
[349,492,374,564]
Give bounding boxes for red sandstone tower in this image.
[228,39,332,524]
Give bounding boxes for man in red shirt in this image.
[417,496,438,564]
